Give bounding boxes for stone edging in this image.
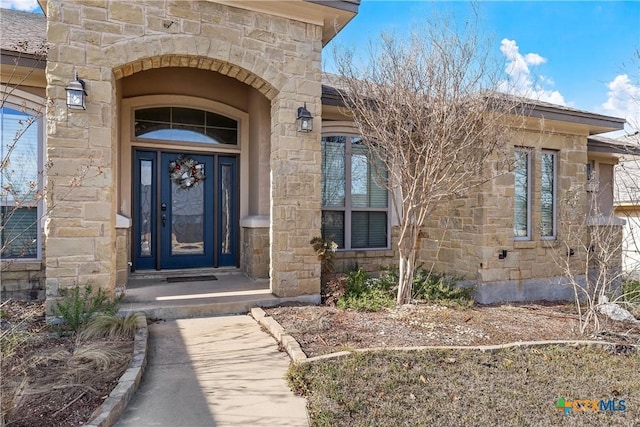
[250,307,308,362]
[83,313,149,427]
[250,307,637,364]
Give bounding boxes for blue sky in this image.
[326,1,640,132]
[3,0,639,132]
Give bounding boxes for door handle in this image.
[161,214,166,227]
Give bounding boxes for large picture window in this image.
[514,148,531,240]
[321,135,388,249]
[1,105,42,259]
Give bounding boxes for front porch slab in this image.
[119,272,319,319]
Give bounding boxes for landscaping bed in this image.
[1,300,134,427]
[266,302,640,357]
[268,295,640,426]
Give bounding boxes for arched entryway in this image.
[44,0,326,307]
[117,66,267,275]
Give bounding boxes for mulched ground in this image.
[1,300,134,427]
[265,302,640,358]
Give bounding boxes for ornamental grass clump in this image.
[54,285,120,334]
[78,313,141,341]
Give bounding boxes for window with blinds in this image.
[321,135,388,249]
[1,207,37,258]
[540,150,557,239]
[1,106,41,259]
[514,149,531,240]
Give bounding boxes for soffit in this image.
[524,105,625,135]
[0,62,46,88]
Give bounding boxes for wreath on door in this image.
[169,155,206,188]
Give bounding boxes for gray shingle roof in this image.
[322,73,625,133]
[0,8,47,55]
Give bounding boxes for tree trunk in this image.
[397,249,416,305]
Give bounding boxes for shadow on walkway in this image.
[115,315,308,427]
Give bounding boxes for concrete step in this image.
[119,273,319,320]
[119,294,319,320]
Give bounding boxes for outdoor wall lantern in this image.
[65,73,87,110]
[296,103,313,132]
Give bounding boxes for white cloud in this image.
[602,74,640,130]
[498,38,567,106]
[0,0,40,11]
[524,53,546,66]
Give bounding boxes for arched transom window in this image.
[134,107,238,145]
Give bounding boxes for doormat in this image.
[166,275,218,283]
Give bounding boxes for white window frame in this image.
[540,150,557,240]
[321,134,390,250]
[514,147,532,241]
[0,87,45,261]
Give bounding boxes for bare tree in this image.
[1,40,49,261]
[332,11,524,304]
[1,40,99,270]
[552,182,628,334]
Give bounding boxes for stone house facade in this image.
[0,1,627,309]
[322,98,626,302]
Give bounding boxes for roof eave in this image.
[305,0,360,14]
[524,104,626,135]
[587,139,640,156]
[0,49,46,70]
[37,0,47,15]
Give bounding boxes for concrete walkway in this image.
[115,315,308,427]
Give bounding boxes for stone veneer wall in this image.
[115,227,130,291]
[44,0,323,311]
[416,129,592,296]
[333,228,399,274]
[241,226,270,279]
[326,126,617,304]
[1,262,45,300]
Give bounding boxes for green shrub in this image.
[337,268,395,311]
[335,267,473,310]
[369,265,474,307]
[622,280,640,304]
[412,268,474,307]
[55,285,120,334]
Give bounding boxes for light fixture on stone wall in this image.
[296,103,313,132]
[65,72,87,110]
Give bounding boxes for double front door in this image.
[133,150,238,270]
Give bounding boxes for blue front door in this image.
[133,150,238,270]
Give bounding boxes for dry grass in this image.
[77,313,140,341]
[1,300,135,427]
[288,345,640,427]
[0,300,44,359]
[4,339,132,426]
